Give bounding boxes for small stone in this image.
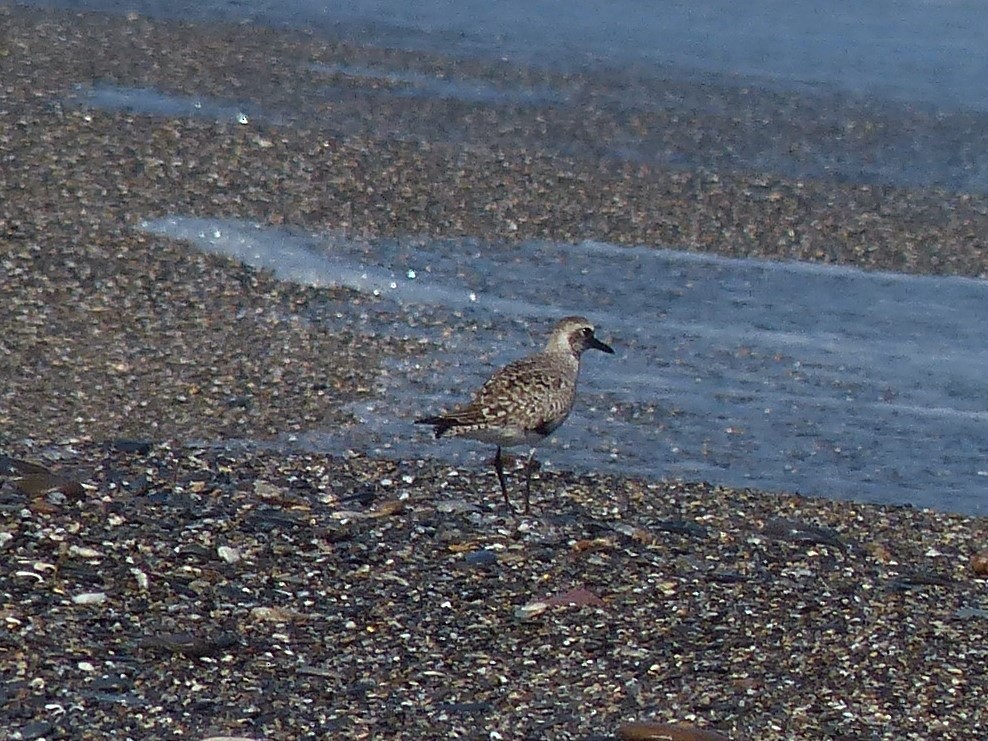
[138,632,240,658]
[254,480,287,499]
[463,549,499,567]
[16,472,85,499]
[71,592,107,605]
[617,721,730,740]
[762,517,846,550]
[571,537,615,552]
[865,542,894,563]
[436,499,481,513]
[111,439,152,454]
[0,456,49,476]
[217,545,241,563]
[611,522,657,544]
[369,499,404,517]
[971,550,988,576]
[251,606,304,622]
[14,471,59,496]
[545,586,606,608]
[657,580,678,597]
[515,600,549,619]
[68,544,102,559]
[29,497,59,515]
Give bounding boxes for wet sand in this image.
[1,5,987,739]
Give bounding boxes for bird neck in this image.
[545,334,577,357]
[543,346,581,371]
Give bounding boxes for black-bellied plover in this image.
[416,316,614,513]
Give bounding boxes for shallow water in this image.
[309,63,569,107]
[66,84,263,125]
[142,216,988,514]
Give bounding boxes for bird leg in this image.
[523,448,537,514]
[493,446,511,510]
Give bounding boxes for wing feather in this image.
[439,354,576,432]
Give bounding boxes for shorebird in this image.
[415,316,614,512]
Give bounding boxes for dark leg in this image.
[523,448,536,514]
[493,446,510,509]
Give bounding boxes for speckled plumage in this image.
[416,316,614,511]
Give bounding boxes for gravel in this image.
[3,442,988,739]
[2,5,987,739]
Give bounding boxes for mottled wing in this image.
[442,354,576,433]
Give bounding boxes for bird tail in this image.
[414,416,455,439]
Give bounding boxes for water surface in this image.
[141,216,988,514]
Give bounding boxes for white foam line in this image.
[141,216,549,315]
[577,238,988,289]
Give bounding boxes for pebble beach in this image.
[2,5,988,739]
